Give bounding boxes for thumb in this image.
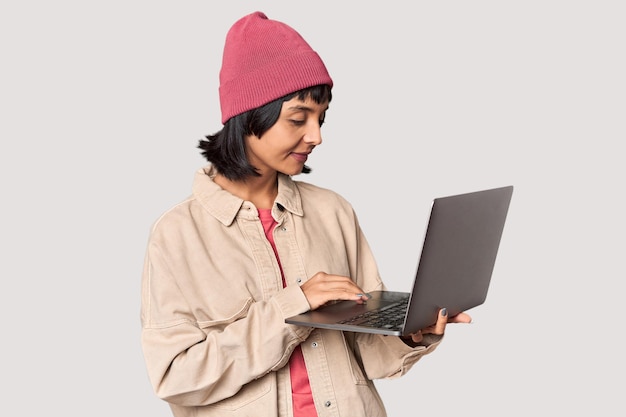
[433,308,448,335]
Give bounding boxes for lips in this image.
[290,152,309,163]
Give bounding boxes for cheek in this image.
[244,137,265,161]
[262,132,297,153]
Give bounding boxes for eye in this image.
[319,113,326,127]
[289,119,306,126]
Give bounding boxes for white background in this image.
[1,1,624,416]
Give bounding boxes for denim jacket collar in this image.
[192,165,304,226]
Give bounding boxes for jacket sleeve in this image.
[140,238,313,407]
[354,332,444,379]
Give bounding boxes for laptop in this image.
[285,185,513,337]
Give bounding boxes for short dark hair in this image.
[198,84,332,181]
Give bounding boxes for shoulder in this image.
[293,179,353,208]
[290,179,360,226]
[148,195,201,238]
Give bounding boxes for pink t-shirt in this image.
[258,209,317,417]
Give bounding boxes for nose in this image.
[303,123,323,146]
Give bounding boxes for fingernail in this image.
[441,308,448,317]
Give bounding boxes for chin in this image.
[279,165,304,176]
[279,169,301,176]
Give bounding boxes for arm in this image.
[354,309,471,379]
[140,241,312,407]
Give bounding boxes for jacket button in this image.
[281,226,287,231]
[296,278,302,284]
[311,342,318,348]
[324,401,331,407]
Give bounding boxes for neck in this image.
[214,172,279,210]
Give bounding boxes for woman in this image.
[141,11,471,417]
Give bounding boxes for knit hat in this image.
[218,11,333,124]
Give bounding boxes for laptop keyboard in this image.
[337,298,408,330]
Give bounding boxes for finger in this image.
[300,273,369,309]
[317,274,369,300]
[411,330,423,343]
[449,312,473,324]
[433,308,448,335]
[308,273,362,291]
[320,281,367,301]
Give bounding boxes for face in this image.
[245,95,328,177]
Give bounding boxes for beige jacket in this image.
[141,166,442,417]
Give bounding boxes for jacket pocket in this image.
[196,297,254,330]
[194,298,273,411]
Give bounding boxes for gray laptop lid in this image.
[402,185,513,333]
[285,185,513,336]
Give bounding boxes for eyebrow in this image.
[286,104,329,112]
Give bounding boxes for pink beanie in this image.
[219,11,333,124]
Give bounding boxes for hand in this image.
[405,308,473,344]
[300,271,369,310]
